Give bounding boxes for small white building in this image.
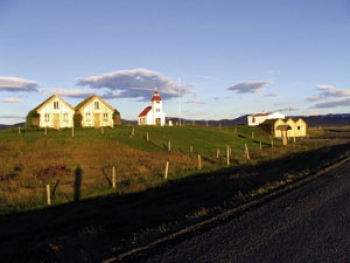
[29,94,75,129]
[138,89,166,126]
[75,95,116,128]
[247,111,285,126]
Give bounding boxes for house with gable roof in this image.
[26,94,75,129]
[259,118,308,138]
[75,95,120,128]
[138,89,166,126]
[247,111,285,126]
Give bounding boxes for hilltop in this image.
[1,113,350,130]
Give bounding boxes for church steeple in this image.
[151,88,162,102]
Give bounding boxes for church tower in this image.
[138,88,166,126]
[151,88,164,126]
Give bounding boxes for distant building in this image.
[247,111,285,126]
[259,118,308,138]
[138,89,166,126]
[27,95,75,129]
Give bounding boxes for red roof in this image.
[151,90,162,101]
[138,106,152,117]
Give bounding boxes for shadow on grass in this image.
[0,142,349,263]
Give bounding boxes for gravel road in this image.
[121,160,350,263]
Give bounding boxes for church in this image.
[138,89,166,126]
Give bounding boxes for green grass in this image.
[1,125,350,262]
[0,124,334,216]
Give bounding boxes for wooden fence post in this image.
[146,132,149,141]
[18,127,21,135]
[226,145,230,166]
[112,166,116,189]
[216,148,220,159]
[190,145,193,154]
[245,143,250,160]
[198,155,202,170]
[46,184,51,206]
[164,161,169,180]
[168,141,171,152]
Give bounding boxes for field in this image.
[1,124,350,262]
[0,124,278,214]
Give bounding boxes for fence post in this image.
[46,184,51,206]
[72,125,74,137]
[164,161,169,180]
[226,145,230,166]
[112,166,116,189]
[216,148,220,159]
[168,141,171,152]
[190,145,193,154]
[18,127,21,135]
[198,154,202,170]
[245,143,250,160]
[146,132,149,141]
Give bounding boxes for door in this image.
[53,114,60,129]
[94,113,100,127]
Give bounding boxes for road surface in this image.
[121,160,350,263]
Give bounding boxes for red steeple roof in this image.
[151,90,162,101]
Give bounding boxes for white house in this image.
[138,89,166,126]
[75,95,117,128]
[247,111,285,126]
[28,95,75,129]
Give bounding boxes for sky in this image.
[1,0,350,124]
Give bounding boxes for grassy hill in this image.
[1,124,350,262]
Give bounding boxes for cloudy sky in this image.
[1,0,350,124]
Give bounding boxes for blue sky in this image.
[1,0,350,124]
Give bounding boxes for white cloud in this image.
[0,77,38,92]
[308,85,350,101]
[264,91,279,97]
[185,99,206,105]
[77,68,190,101]
[312,98,350,109]
[1,97,23,103]
[38,88,99,98]
[228,81,272,94]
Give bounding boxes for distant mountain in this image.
[174,114,350,128]
[0,123,25,130]
[1,114,349,130]
[296,114,350,127]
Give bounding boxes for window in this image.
[53,101,59,110]
[297,126,301,130]
[252,117,255,123]
[94,101,99,110]
[44,113,50,122]
[85,112,91,121]
[156,108,160,112]
[63,113,69,122]
[103,113,108,121]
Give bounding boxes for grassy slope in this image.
[1,125,350,262]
